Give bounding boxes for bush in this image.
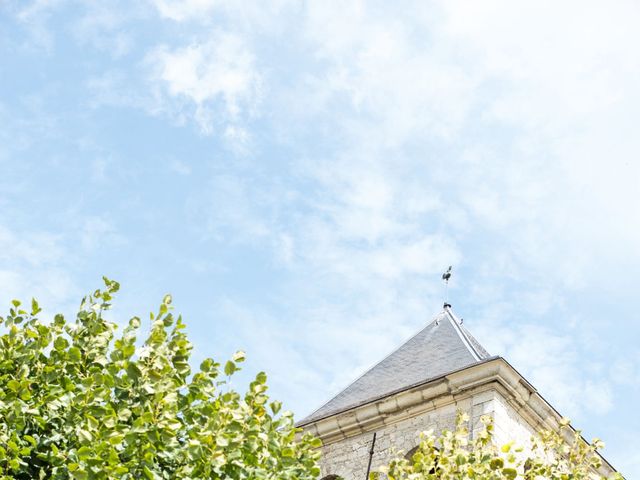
[373,412,624,480]
[0,278,320,479]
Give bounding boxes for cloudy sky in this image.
[1,0,639,476]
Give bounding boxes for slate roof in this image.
[298,306,491,425]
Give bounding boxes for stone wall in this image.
[491,390,537,447]
[318,388,535,480]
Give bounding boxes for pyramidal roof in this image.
[299,306,492,425]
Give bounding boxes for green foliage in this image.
[0,278,321,479]
[372,412,624,480]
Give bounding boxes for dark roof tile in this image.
[299,308,490,425]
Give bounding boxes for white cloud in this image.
[147,32,261,136]
[4,0,65,52]
[0,214,126,318]
[150,0,299,33]
[80,216,125,251]
[471,319,616,417]
[610,355,640,387]
[15,0,62,21]
[299,2,478,144]
[71,3,135,58]
[163,3,640,430]
[150,0,218,22]
[186,173,271,242]
[0,224,78,314]
[0,226,63,267]
[169,159,192,176]
[613,436,640,478]
[91,158,109,182]
[291,0,640,293]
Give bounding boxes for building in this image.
[297,305,617,479]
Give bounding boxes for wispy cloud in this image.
[80,216,126,252]
[169,159,192,176]
[150,0,218,22]
[146,32,261,137]
[138,4,640,426]
[1,1,638,475]
[0,224,78,312]
[71,3,136,58]
[171,0,640,428]
[473,317,615,416]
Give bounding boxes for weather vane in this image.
[442,265,452,308]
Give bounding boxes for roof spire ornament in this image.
[442,265,452,309]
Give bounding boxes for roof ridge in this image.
[443,308,484,361]
[301,310,448,422]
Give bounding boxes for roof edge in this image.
[497,357,619,475]
[298,310,448,424]
[296,355,500,427]
[443,307,484,361]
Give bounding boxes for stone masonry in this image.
[316,387,535,480]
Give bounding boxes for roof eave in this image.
[296,355,500,427]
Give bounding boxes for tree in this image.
[371,412,624,480]
[0,278,321,479]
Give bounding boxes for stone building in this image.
[297,305,617,479]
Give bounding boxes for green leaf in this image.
[224,360,237,376]
[501,441,513,453]
[77,446,92,460]
[559,417,571,427]
[143,466,160,480]
[255,371,267,384]
[200,358,214,372]
[54,336,69,351]
[31,298,41,315]
[502,467,518,480]
[216,436,229,447]
[7,379,20,392]
[232,350,246,362]
[270,400,282,415]
[77,429,92,443]
[282,447,294,457]
[68,347,82,362]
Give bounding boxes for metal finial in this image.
[442,265,452,283]
[442,266,452,308]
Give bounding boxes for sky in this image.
[1,0,639,476]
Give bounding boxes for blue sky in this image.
[1,0,639,476]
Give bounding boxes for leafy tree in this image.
[0,278,321,479]
[372,412,624,480]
